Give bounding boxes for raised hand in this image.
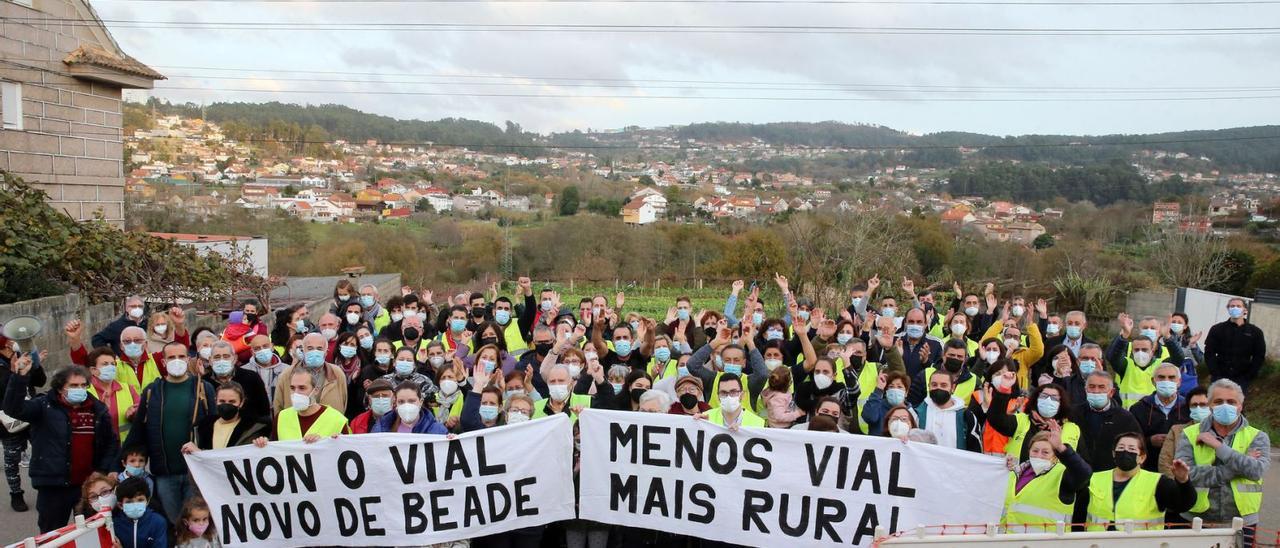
[1118,313,1133,337]
[876,373,887,390]
[983,282,995,296]
[401,285,414,296]
[901,277,915,297]
[1171,459,1191,483]
[731,280,744,295]
[1000,301,1011,323]
[1190,331,1204,346]
[472,362,490,390]
[665,307,678,324]
[1035,298,1048,318]
[518,276,532,295]
[11,354,32,376]
[169,306,186,325]
[615,291,625,310]
[953,281,963,298]
[422,289,434,304]
[64,320,83,344]
[774,273,790,294]
[867,275,881,293]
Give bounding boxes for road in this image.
[0,451,1279,543]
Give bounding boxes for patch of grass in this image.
[1245,361,1280,443]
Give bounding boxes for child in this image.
[762,366,804,428]
[176,496,222,548]
[117,445,155,497]
[113,477,168,548]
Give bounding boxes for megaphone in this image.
[2,316,43,353]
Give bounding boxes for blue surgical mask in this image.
[360,295,375,308]
[304,349,325,368]
[630,321,641,332]
[881,307,896,318]
[1078,360,1097,376]
[905,325,924,339]
[1227,306,1244,319]
[766,329,783,341]
[125,465,145,477]
[480,359,497,374]
[122,342,144,359]
[254,348,275,364]
[614,340,632,356]
[495,310,511,325]
[1189,406,1210,423]
[395,360,415,376]
[836,333,853,345]
[1086,392,1109,410]
[450,318,467,332]
[295,319,307,333]
[654,347,671,363]
[1036,397,1060,418]
[479,405,500,421]
[65,388,88,404]
[505,389,525,400]
[678,366,690,377]
[886,388,905,406]
[359,336,373,350]
[339,346,357,359]
[375,354,391,365]
[123,501,147,520]
[1212,403,1239,426]
[1065,325,1082,339]
[1140,328,1159,341]
[852,297,863,308]
[211,360,234,376]
[797,310,810,321]
[370,396,392,416]
[723,363,743,376]
[541,299,553,311]
[1155,380,1178,398]
[611,382,623,394]
[97,365,118,383]
[677,309,690,321]
[752,312,764,325]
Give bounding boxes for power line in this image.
[85,0,1280,5]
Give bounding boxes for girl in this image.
[328,279,356,315]
[762,366,803,428]
[176,496,221,548]
[74,472,117,519]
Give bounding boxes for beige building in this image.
[0,0,163,225]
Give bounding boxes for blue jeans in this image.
[154,474,192,524]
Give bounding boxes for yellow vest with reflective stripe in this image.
[923,366,978,406]
[1184,423,1263,516]
[708,371,752,410]
[707,407,766,428]
[1117,358,1158,409]
[87,384,139,442]
[1086,469,1164,531]
[1003,463,1072,533]
[115,355,161,395]
[277,405,348,441]
[1125,341,1170,365]
[649,358,679,383]
[1005,415,1080,459]
[533,394,592,423]
[501,321,527,357]
[854,362,882,434]
[372,308,391,336]
[392,339,430,352]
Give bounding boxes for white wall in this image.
[183,237,269,277]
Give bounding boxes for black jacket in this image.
[91,314,147,355]
[193,413,270,450]
[203,368,271,422]
[1204,320,1267,382]
[1071,403,1141,471]
[1128,394,1190,472]
[123,377,215,477]
[4,374,118,488]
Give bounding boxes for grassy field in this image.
[499,282,791,320]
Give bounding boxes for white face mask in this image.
[813,373,833,390]
[507,411,530,424]
[128,307,144,319]
[429,356,445,367]
[391,312,404,322]
[984,350,1000,364]
[1004,338,1020,351]
[719,395,741,414]
[549,384,570,402]
[764,359,783,371]
[888,419,910,438]
[950,323,966,336]
[153,324,168,336]
[1132,351,1152,367]
[290,392,311,411]
[321,328,337,341]
[165,359,188,378]
[198,347,212,360]
[346,313,360,325]
[1028,457,1054,475]
[439,379,459,395]
[396,403,421,424]
[96,494,117,511]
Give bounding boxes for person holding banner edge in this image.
[256,368,350,444]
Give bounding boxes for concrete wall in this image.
[1123,289,1176,321]
[0,0,132,224]
[0,293,115,373]
[1250,303,1280,359]
[1122,287,1280,359]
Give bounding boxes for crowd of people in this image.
[0,274,1271,547]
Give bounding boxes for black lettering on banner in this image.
[514,476,539,517]
[337,451,366,489]
[257,458,284,494]
[674,429,705,471]
[464,486,487,527]
[221,503,246,543]
[299,501,321,536]
[814,498,845,542]
[423,442,438,482]
[610,473,638,512]
[642,477,669,517]
[887,452,917,498]
[741,490,772,533]
[851,503,880,545]
[890,505,900,534]
[269,501,293,537]
[335,499,358,536]
[445,440,473,480]
[836,446,850,489]
[430,489,458,531]
[742,438,771,480]
[224,460,256,496]
[390,444,418,484]
[805,444,832,487]
[250,503,271,539]
[673,479,685,519]
[286,454,317,493]
[708,434,737,475]
[779,494,809,537]
[403,493,428,534]
[475,437,507,476]
[359,496,386,536]
[688,484,715,524]
[642,425,671,467]
[611,422,638,463]
[851,449,881,494]
[488,483,512,521]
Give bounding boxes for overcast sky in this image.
[99,0,1280,136]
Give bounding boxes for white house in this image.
[621,198,658,225]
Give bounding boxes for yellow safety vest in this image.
[853,362,882,434]
[1184,423,1263,517]
[277,405,348,441]
[1005,415,1080,459]
[649,357,679,382]
[1125,341,1170,365]
[1086,469,1164,531]
[87,383,139,442]
[1117,357,1159,410]
[372,308,391,336]
[392,339,430,352]
[923,366,978,406]
[533,394,592,423]
[707,407,766,429]
[1003,463,1072,533]
[709,371,752,410]
[115,355,161,395]
[500,321,527,357]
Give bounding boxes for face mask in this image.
[465,403,496,423]
[766,329,783,341]
[439,379,459,395]
[928,389,951,405]
[764,358,783,371]
[505,388,525,400]
[345,313,360,325]
[943,357,963,373]
[291,392,311,411]
[1113,450,1139,472]
[963,306,979,316]
[852,297,863,308]
[679,393,699,409]
[417,311,428,323]
[677,365,689,377]
[423,355,442,368]
[188,521,210,537]
[1140,328,1158,342]
[836,333,853,345]
[584,351,599,362]
[216,403,239,421]
[1086,392,1109,410]
[1004,338,1020,351]
[629,388,647,403]
[166,359,188,378]
[1037,397,1059,418]
[304,349,325,368]
[211,359,234,376]
[332,345,354,360]
[1065,325,1082,339]
[647,347,670,364]
[338,294,350,302]
[495,310,512,325]
[1011,305,1025,317]
[541,299,554,312]
[1169,323,1185,334]
[983,350,1000,364]
[97,365,117,383]
[96,494,116,511]
[1227,306,1244,319]
[254,348,275,364]
[391,312,404,323]
[719,396,741,414]
[1212,403,1239,425]
[1132,351,1152,367]
[614,340,633,356]
[950,323,967,336]
[723,363,743,376]
[609,382,623,395]
[122,342,144,359]
[1028,457,1054,475]
[886,388,906,406]
[676,308,691,321]
[880,307,896,318]
[450,319,467,332]
[125,465,145,477]
[198,347,213,360]
[359,336,373,350]
[507,411,530,424]
[888,420,910,438]
[533,342,553,356]
[569,364,583,378]
[480,359,497,374]
[153,324,168,336]
[752,312,764,325]
[1045,324,1060,337]
[395,360,415,376]
[370,396,392,416]
[244,313,259,325]
[127,306,145,320]
[321,328,337,341]
[397,403,421,423]
[66,387,88,404]
[295,319,308,333]
[704,326,717,339]
[369,354,389,366]
[123,501,147,520]
[1189,406,1210,423]
[905,325,924,339]
[1155,380,1178,398]
[549,384,570,402]
[360,295,375,308]
[1078,359,1097,375]
[813,373,833,390]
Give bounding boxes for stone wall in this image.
[0,293,115,373]
[1250,303,1280,359]
[0,0,127,224]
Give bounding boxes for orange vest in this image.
[977,391,1024,455]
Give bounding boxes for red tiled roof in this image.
[63,45,164,80]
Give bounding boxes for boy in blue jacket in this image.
[113,477,167,548]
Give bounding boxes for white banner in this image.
[186,414,576,548]
[578,409,1009,548]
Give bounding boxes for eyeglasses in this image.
[718,389,742,398]
[88,489,113,498]
[1039,394,1061,402]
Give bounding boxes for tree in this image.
[1205,249,1256,295]
[557,186,581,216]
[1248,257,1280,292]
[783,212,915,311]
[282,184,299,197]
[638,175,655,186]
[415,198,435,213]
[1146,229,1229,289]
[1033,234,1056,250]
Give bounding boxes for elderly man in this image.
[202,341,270,420]
[91,296,147,355]
[273,333,348,415]
[1130,362,1190,472]
[1176,378,1269,541]
[316,313,342,360]
[1205,298,1267,394]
